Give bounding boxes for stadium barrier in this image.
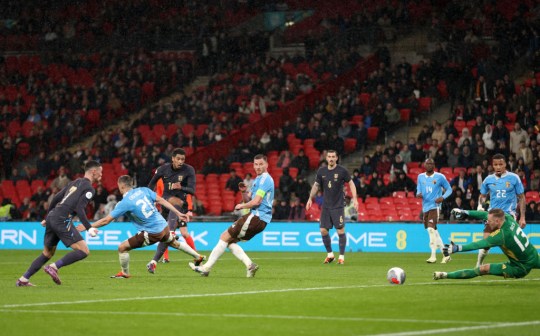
[1,222,539,253]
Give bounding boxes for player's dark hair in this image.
[254,154,267,162]
[84,160,101,171]
[117,175,134,187]
[327,149,338,155]
[172,148,186,157]
[492,153,506,162]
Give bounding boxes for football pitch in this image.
[1,250,539,336]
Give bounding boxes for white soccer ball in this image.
[88,227,98,237]
[387,267,406,285]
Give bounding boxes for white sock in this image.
[172,241,199,258]
[119,252,130,275]
[327,252,335,258]
[20,276,29,282]
[427,228,437,258]
[434,230,444,251]
[229,243,252,267]
[477,249,488,267]
[338,255,345,260]
[204,240,228,271]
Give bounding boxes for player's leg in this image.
[180,224,196,251]
[432,209,450,263]
[424,210,438,263]
[228,216,266,277]
[44,225,89,285]
[17,245,56,287]
[112,240,133,278]
[320,208,334,263]
[151,214,179,264]
[334,209,346,264]
[168,236,205,264]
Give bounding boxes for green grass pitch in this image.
[1,250,539,336]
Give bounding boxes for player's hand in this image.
[519,217,526,229]
[177,212,189,222]
[41,220,46,227]
[435,197,444,204]
[171,182,182,190]
[352,197,359,211]
[451,208,468,220]
[416,193,422,198]
[477,203,485,211]
[443,241,461,256]
[306,199,312,210]
[76,224,86,232]
[234,203,244,211]
[186,211,193,222]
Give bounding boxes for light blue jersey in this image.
[480,172,524,215]
[250,172,274,223]
[110,187,167,234]
[416,172,452,213]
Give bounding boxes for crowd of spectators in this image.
[2,1,540,221]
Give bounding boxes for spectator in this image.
[370,179,389,198]
[290,149,310,176]
[277,150,294,169]
[517,140,534,170]
[243,172,254,191]
[384,102,401,125]
[356,176,371,201]
[50,166,71,190]
[292,175,310,204]
[278,167,295,201]
[337,119,352,140]
[355,120,368,150]
[457,127,472,148]
[225,169,243,193]
[390,154,408,177]
[0,198,18,221]
[375,154,392,176]
[288,197,305,220]
[450,169,471,193]
[525,201,537,222]
[273,199,291,220]
[359,155,374,176]
[510,122,529,155]
[431,122,447,145]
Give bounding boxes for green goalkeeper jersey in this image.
[463,210,539,267]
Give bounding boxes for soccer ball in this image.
[387,267,406,285]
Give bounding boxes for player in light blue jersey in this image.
[190,154,274,278]
[416,158,453,263]
[91,175,205,278]
[476,153,526,267]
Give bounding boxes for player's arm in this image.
[306,181,320,210]
[437,178,453,203]
[73,187,95,230]
[179,167,196,195]
[156,195,188,221]
[147,167,163,190]
[477,193,487,210]
[444,232,502,256]
[92,215,115,228]
[517,193,526,228]
[415,175,422,198]
[235,190,264,210]
[348,180,359,210]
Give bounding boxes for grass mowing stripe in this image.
[0,309,492,325]
[364,320,540,336]
[4,278,540,309]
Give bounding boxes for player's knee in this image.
[168,197,184,207]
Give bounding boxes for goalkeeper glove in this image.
[443,241,462,257]
[451,208,469,220]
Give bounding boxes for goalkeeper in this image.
[434,208,540,280]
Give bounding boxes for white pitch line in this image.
[364,320,540,336]
[0,309,492,325]
[3,278,540,309]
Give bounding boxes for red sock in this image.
[163,248,169,260]
[185,235,196,251]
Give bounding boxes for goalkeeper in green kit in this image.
[434,208,540,280]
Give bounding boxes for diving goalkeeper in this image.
[434,208,540,280]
